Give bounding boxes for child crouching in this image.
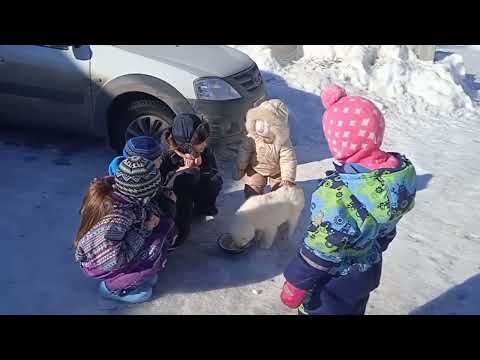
[108,135,176,220]
[75,157,176,303]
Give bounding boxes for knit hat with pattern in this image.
[123,136,164,161]
[321,84,400,170]
[114,156,161,200]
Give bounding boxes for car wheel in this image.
[111,99,174,153]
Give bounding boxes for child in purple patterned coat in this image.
[74,157,176,303]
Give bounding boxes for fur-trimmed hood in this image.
[238,99,297,182]
[245,99,290,146]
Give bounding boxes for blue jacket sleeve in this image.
[284,253,332,290]
[377,228,397,252]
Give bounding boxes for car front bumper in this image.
[189,81,267,144]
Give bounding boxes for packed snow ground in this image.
[1,45,479,314]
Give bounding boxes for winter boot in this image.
[244,184,263,200]
[99,282,153,304]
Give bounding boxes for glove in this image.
[280,281,307,309]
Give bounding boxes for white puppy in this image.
[230,185,305,249]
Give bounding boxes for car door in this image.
[0,45,93,135]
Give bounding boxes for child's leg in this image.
[155,191,177,219]
[102,258,161,303]
[298,285,323,315]
[303,261,382,315]
[171,169,200,246]
[105,267,157,295]
[174,195,193,246]
[193,173,223,214]
[148,217,177,258]
[99,281,152,304]
[104,223,176,295]
[244,168,267,199]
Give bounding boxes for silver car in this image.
[0,45,267,152]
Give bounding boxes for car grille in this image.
[229,65,263,93]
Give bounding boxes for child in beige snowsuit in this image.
[233,99,297,198]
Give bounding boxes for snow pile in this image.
[230,45,476,114]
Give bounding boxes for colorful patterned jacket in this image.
[285,154,416,289]
[75,192,153,279]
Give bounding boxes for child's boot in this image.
[99,281,153,304]
[244,184,263,199]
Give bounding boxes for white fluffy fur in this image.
[230,185,305,249]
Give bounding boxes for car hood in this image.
[114,45,254,78]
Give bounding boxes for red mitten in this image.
[280,281,307,309]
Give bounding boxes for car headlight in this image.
[194,78,241,100]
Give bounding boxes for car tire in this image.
[110,98,175,153]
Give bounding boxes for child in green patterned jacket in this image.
[280,85,416,315]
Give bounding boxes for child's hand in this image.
[177,154,197,171]
[184,154,197,168]
[280,281,307,309]
[145,215,160,231]
[193,154,202,167]
[280,180,296,187]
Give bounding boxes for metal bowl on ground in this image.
[217,233,253,255]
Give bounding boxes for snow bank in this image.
[230,45,476,114]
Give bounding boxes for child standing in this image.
[234,99,297,199]
[75,156,176,303]
[280,85,417,315]
[158,113,223,248]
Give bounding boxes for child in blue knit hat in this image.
[108,136,177,223]
[109,136,164,176]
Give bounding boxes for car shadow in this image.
[0,125,107,166]
[0,128,115,314]
[410,274,480,315]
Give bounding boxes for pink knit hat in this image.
[321,84,399,170]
